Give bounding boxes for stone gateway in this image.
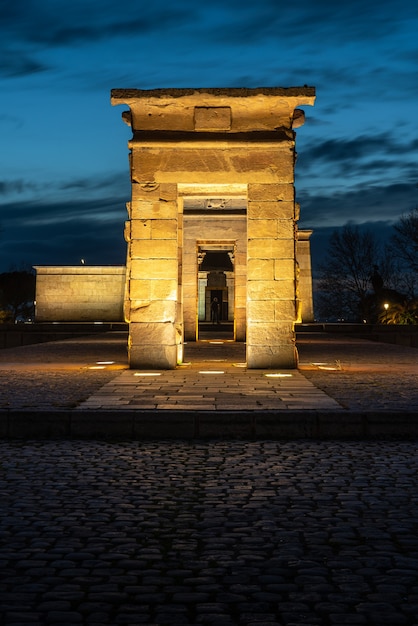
[110,87,315,369]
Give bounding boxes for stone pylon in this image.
[111,87,315,369]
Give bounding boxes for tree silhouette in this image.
[0,270,36,323]
[316,224,392,322]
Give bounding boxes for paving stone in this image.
[1,439,418,624]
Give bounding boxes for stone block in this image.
[130,258,178,280]
[129,321,177,346]
[247,200,295,219]
[247,258,274,280]
[129,279,151,300]
[275,300,297,320]
[247,183,295,202]
[151,219,178,239]
[230,148,293,178]
[247,278,295,301]
[246,344,297,369]
[130,102,195,132]
[276,220,296,239]
[248,238,294,260]
[274,259,296,280]
[131,182,178,201]
[130,199,178,219]
[247,219,278,238]
[129,342,178,369]
[132,147,293,184]
[150,279,178,300]
[130,219,151,239]
[130,239,178,259]
[129,300,177,323]
[247,322,295,345]
[130,278,177,302]
[247,300,275,322]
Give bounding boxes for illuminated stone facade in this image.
[111,87,315,369]
[34,266,125,322]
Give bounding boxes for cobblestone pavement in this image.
[298,334,418,412]
[1,439,418,625]
[0,333,129,410]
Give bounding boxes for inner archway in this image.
[197,245,235,340]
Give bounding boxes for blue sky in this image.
[1,0,417,275]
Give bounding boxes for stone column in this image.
[127,182,180,368]
[247,183,298,368]
[296,229,314,323]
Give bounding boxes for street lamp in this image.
[384,302,389,323]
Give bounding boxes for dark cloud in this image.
[0,179,45,196]
[206,0,418,46]
[0,49,49,78]
[298,180,417,231]
[0,196,127,271]
[1,1,196,47]
[297,133,418,186]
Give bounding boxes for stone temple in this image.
[35,86,316,370]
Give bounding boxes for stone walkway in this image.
[1,439,418,625]
[78,367,340,412]
[0,330,417,438]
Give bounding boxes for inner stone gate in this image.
[111,87,315,369]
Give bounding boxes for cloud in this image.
[297,132,418,190]
[0,195,127,271]
[0,48,49,78]
[1,1,196,47]
[298,180,417,231]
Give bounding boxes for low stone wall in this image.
[34,266,126,322]
[0,323,128,349]
[296,323,418,348]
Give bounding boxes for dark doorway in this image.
[197,246,234,340]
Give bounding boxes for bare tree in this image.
[390,207,418,297]
[316,224,384,322]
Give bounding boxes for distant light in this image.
[81,258,85,264]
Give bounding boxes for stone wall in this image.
[34,266,125,322]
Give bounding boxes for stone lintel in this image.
[112,87,315,135]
